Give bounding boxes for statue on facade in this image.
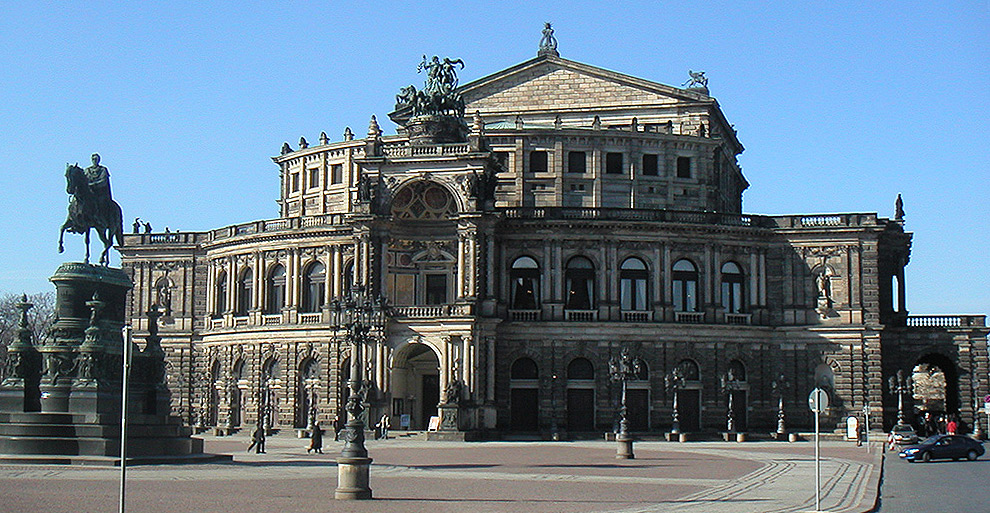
[58,154,125,265]
[895,194,904,220]
[683,70,708,89]
[443,379,462,405]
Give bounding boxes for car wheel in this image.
[921,451,931,463]
[968,450,979,461]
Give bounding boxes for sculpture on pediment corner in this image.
[683,70,708,89]
[58,154,125,266]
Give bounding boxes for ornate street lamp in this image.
[664,366,686,436]
[888,369,912,427]
[719,369,742,434]
[331,285,387,500]
[609,348,643,459]
[771,373,789,439]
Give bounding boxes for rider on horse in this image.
[84,153,113,228]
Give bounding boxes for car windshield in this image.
[921,435,941,445]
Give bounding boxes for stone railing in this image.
[124,232,203,245]
[206,214,348,243]
[262,314,284,326]
[565,310,598,322]
[382,143,472,158]
[771,213,883,229]
[299,312,323,324]
[509,310,541,322]
[906,315,987,328]
[501,207,774,228]
[233,316,249,327]
[725,313,752,325]
[675,311,705,324]
[391,304,473,318]
[621,311,652,322]
[210,318,224,330]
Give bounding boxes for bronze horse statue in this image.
[58,163,124,265]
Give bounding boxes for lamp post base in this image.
[335,457,373,500]
[615,434,635,459]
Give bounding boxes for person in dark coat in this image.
[247,424,266,454]
[308,421,324,454]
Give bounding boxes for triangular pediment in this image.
[459,55,711,117]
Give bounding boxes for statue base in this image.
[615,433,635,459]
[439,404,460,431]
[335,457,373,500]
[0,263,224,464]
[407,115,467,145]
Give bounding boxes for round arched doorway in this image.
[389,342,441,430]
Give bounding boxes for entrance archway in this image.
[913,353,959,417]
[390,342,441,430]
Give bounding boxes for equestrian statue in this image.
[58,153,125,265]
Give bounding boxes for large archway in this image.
[913,353,959,419]
[390,342,441,430]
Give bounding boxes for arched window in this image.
[510,256,540,310]
[678,359,701,381]
[721,262,745,313]
[567,358,594,380]
[728,359,746,382]
[266,264,286,314]
[342,261,354,297]
[511,358,539,380]
[236,267,253,316]
[633,359,650,381]
[565,256,595,310]
[215,270,227,316]
[672,259,699,312]
[301,262,326,313]
[620,257,649,311]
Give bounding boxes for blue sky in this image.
[0,1,987,314]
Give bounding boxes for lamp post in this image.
[888,369,912,427]
[719,369,742,436]
[664,367,685,436]
[771,373,789,439]
[332,285,387,500]
[609,348,643,459]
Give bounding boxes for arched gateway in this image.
[389,342,441,430]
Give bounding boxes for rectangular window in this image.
[642,154,659,176]
[387,273,415,306]
[605,152,623,174]
[330,164,343,184]
[308,167,320,188]
[568,151,586,173]
[291,173,300,192]
[425,274,448,305]
[677,156,692,178]
[493,151,510,172]
[529,151,548,173]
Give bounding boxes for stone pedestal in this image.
[335,457,373,500]
[439,404,460,431]
[615,433,635,459]
[406,115,467,145]
[0,263,225,464]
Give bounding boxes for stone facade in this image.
[119,47,987,438]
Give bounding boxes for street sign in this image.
[809,388,829,413]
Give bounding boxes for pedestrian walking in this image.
[332,414,343,441]
[247,424,266,454]
[377,413,390,440]
[946,417,958,435]
[308,421,324,454]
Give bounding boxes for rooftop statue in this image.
[58,154,125,265]
[395,55,466,119]
[683,70,709,89]
[538,22,559,57]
